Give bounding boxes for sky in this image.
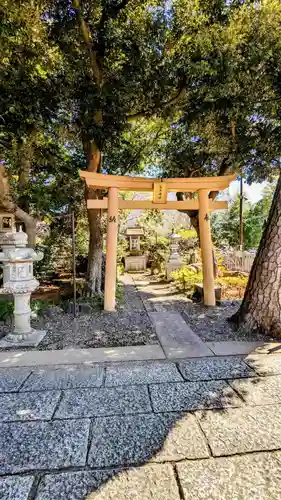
[228,180,267,203]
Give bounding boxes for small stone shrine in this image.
[0,228,46,347]
[124,226,147,272]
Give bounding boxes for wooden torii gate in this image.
[80,171,235,311]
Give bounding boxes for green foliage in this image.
[178,237,199,265]
[116,281,124,303]
[212,182,276,250]
[219,275,248,289]
[178,229,198,240]
[171,265,248,297]
[171,267,203,293]
[2,0,281,290]
[31,299,50,317]
[143,236,170,274]
[117,263,125,276]
[137,209,164,240]
[76,294,104,311]
[0,296,13,321]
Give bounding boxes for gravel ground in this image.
[35,311,158,350]
[176,301,271,342]
[0,274,273,350]
[133,276,273,343]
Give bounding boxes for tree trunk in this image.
[84,139,104,295]
[231,173,281,336]
[0,163,37,247]
[182,208,218,278]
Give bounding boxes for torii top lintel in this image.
[80,171,236,210]
[80,171,236,193]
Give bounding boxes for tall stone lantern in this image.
[166,233,182,281]
[0,228,46,347]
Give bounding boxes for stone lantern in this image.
[0,210,15,246]
[0,228,46,347]
[166,233,182,280]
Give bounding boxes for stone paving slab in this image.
[36,470,113,500]
[105,361,183,386]
[88,412,209,468]
[0,419,90,474]
[0,475,34,500]
[178,356,255,381]
[0,368,31,393]
[206,341,264,356]
[149,312,212,348]
[177,451,281,500]
[197,404,281,456]
[55,385,151,418]
[150,413,209,462]
[230,375,281,405]
[20,365,104,391]
[251,343,281,355]
[164,344,214,359]
[245,354,281,375]
[0,390,61,422]
[36,464,180,500]
[149,380,243,412]
[0,345,165,367]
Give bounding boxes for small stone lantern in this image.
[166,233,182,280]
[0,228,46,347]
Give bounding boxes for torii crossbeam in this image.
[80,171,235,311]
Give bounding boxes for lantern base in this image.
[0,329,46,348]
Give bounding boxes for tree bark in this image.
[0,163,37,247]
[177,204,218,277]
[84,139,104,295]
[230,173,281,336]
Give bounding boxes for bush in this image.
[0,296,13,321]
[171,267,203,293]
[171,265,248,299]
[31,299,50,317]
[143,236,170,274]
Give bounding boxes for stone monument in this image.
[166,233,182,280]
[0,228,46,347]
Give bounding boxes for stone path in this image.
[2,354,281,499]
[149,311,214,358]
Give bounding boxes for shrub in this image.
[0,296,13,321]
[143,237,170,274]
[171,267,203,293]
[31,299,50,317]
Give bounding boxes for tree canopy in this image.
[1,0,281,286]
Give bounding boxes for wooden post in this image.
[104,187,119,311]
[198,189,216,306]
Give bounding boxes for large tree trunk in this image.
[84,139,104,295]
[179,206,218,278]
[231,173,281,336]
[0,163,37,247]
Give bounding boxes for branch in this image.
[209,157,232,200]
[127,86,186,122]
[72,0,102,86]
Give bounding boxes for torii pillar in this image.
[198,189,216,306]
[104,187,119,311]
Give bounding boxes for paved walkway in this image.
[2,353,281,499]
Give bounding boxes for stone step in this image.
[149,312,214,359]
